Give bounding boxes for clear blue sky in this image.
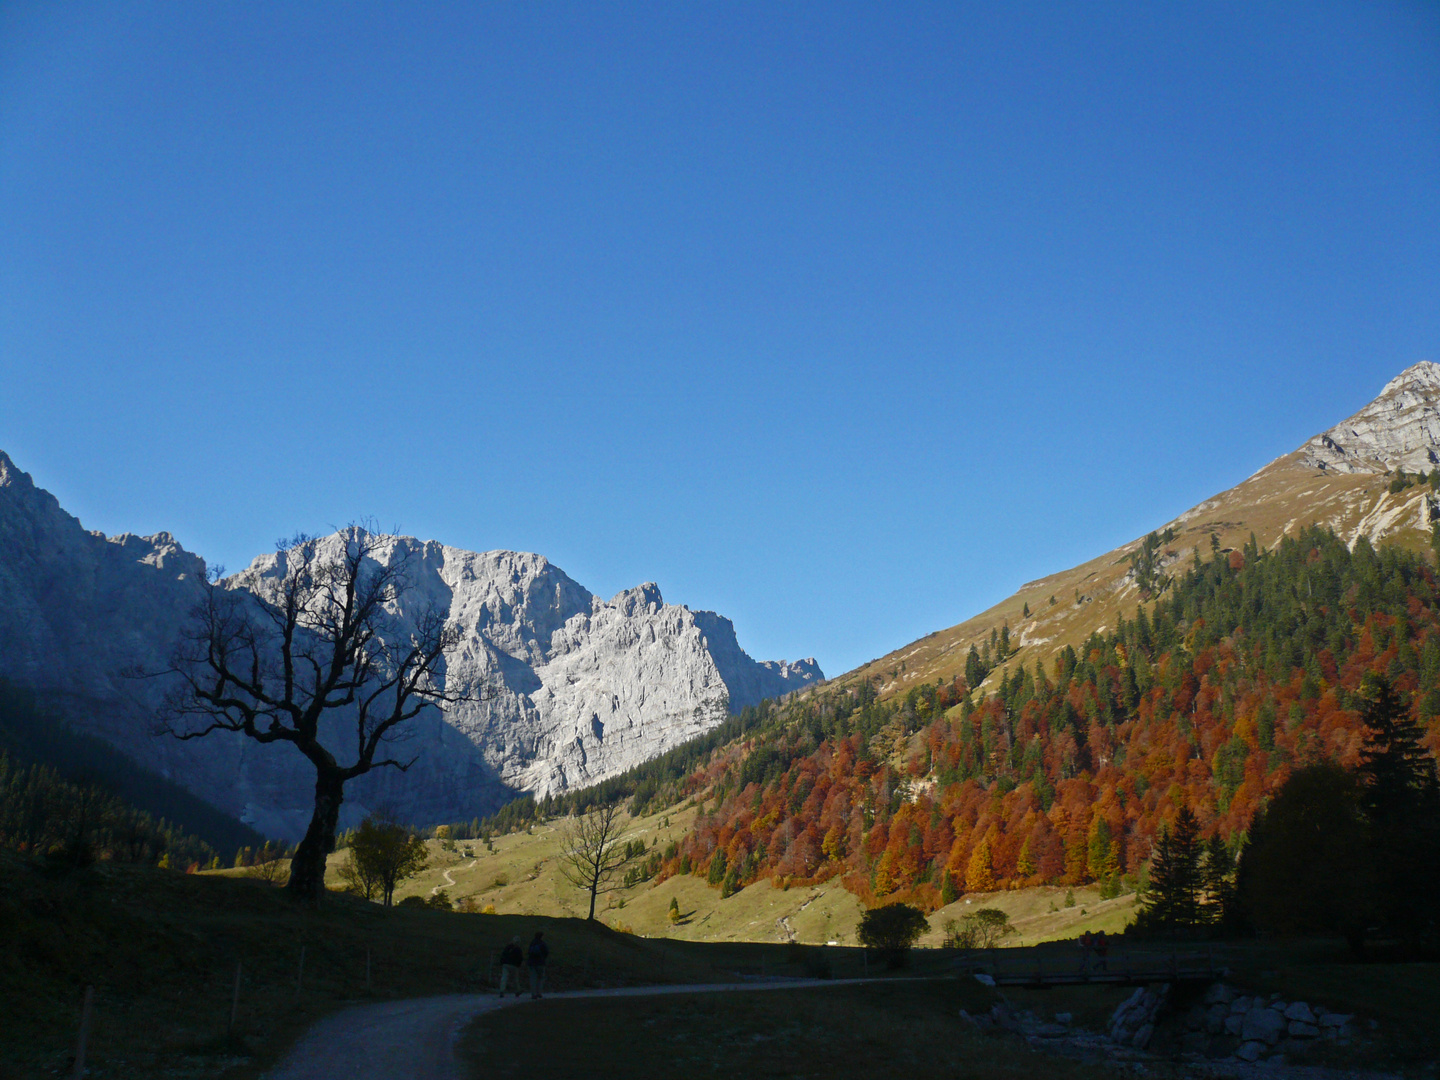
[2,2,1437,677]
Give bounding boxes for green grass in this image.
[11,840,1435,1079]
[352,805,1140,949]
[460,980,1121,1080]
[0,849,723,1080]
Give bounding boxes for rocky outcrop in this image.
[1176,983,1364,1066]
[0,452,822,838]
[1301,361,1440,474]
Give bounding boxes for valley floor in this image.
[347,803,1140,949]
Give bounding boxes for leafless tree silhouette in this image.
[160,526,473,903]
[558,803,633,921]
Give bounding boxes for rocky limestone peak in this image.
[610,582,664,617]
[0,449,28,488]
[1301,361,1440,474]
[0,456,822,837]
[0,449,62,516]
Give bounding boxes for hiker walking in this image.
[1094,930,1109,972]
[526,930,549,999]
[497,936,524,998]
[1078,930,1093,974]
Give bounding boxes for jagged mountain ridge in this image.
[835,361,1440,701]
[0,454,821,838]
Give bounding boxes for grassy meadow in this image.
[461,979,1127,1080]
[6,839,1438,1079]
[0,848,725,1080]
[342,802,1140,949]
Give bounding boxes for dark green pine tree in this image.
[1357,675,1440,943]
[1141,806,1202,931]
[965,645,985,689]
[1200,833,1235,925]
[940,869,959,906]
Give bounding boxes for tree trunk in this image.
[588,879,598,921]
[287,768,345,904]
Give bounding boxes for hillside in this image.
[355,808,1135,949]
[838,363,1440,703]
[479,363,1440,925]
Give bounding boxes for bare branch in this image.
[155,523,491,904]
[558,804,636,920]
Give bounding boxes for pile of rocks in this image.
[1109,984,1172,1049]
[1177,982,1359,1064]
[961,979,1370,1072]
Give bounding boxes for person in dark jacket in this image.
[526,931,549,999]
[497,936,524,997]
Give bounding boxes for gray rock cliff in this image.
[0,453,822,838]
[1301,361,1440,474]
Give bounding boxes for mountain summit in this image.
[1301,361,1440,475]
[0,454,821,837]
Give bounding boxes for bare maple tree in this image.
[160,527,470,904]
[558,803,635,920]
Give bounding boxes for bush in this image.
[941,908,1014,950]
[857,903,928,968]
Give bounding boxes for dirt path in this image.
[429,860,477,897]
[263,979,864,1080]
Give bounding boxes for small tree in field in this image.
[559,804,635,920]
[858,902,928,968]
[246,840,290,885]
[341,812,429,907]
[943,907,1015,949]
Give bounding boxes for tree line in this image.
[1137,672,1439,952]
[595,526,1440,916]
[0,752,218,870]
[0,680,263,870]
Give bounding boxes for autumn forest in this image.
[586,527,1440,914]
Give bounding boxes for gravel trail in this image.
[264,979,863,1080]
[429,860,476,896]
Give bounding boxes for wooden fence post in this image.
[229,962,242,1034]
[71,985,94,1080]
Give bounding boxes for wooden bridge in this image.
[953,946,1225,988]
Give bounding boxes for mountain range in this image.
[5,362,1437,850]
[0,455,820,838]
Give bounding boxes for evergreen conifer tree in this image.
[1199,833,1235,924]
[1140,807,1201,931]
[940,870,959,905]
[1357,675,1440,943]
